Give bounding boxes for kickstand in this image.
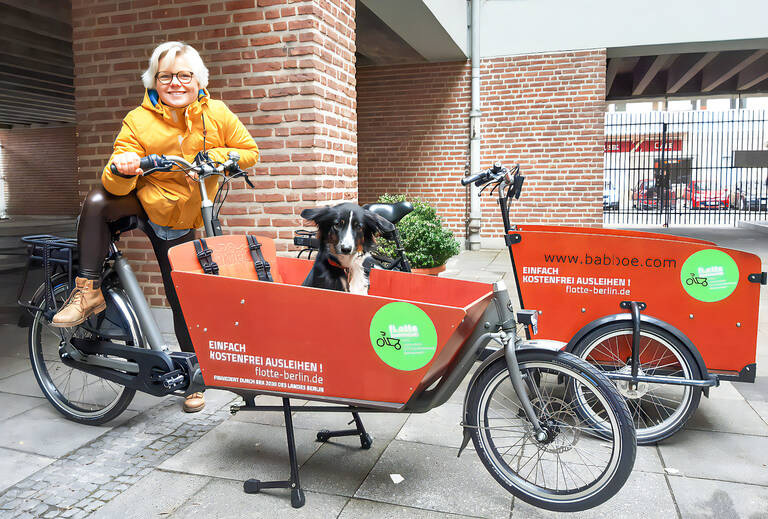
[243,398,306,508]
[316,411,373,449]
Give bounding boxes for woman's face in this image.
[155,53,200,108]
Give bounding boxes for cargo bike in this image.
[464,163,767,444]
[19,153,637,512]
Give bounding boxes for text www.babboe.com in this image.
[543,252,677,269]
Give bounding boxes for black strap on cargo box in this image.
[193,238,219,275]
[246,234,273,282]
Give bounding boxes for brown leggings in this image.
[77,186,195,352]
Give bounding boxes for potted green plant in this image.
[375,194,461,275]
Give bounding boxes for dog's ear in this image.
[364,210,395,236]
[301,206,335,226]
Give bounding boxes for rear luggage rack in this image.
[18,235,78,320]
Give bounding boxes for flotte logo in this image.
[388,324,419,338]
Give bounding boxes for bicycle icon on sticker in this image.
[376,331,402,350]
[685,273,708,287]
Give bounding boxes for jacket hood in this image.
[141,88,210,116]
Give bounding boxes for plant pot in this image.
[411,264,446,276]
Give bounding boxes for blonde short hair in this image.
[141,41,209,89]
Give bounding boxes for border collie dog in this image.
[301,203,394,295]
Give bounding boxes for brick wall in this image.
[0,126,80,216]
[358,50,607,241]
[71,0,356,306]
[357,62,471,233]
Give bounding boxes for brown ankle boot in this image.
[51,277,107,328]
[183,392,205,413]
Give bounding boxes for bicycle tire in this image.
[465,350,636,512]
[571,322,701,444]
[28,274,143,425]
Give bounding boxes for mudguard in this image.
[563,313,708,382]
[461,341,567,414]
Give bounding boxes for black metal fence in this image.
[604,110,768,226]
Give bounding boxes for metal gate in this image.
[604,110,768,226]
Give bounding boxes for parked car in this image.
[684,180,729,210]
[603,180,619,211]
[631,180,676,210]
[730,181,768,210]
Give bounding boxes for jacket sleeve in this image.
[101,117,146,196]
[206,103,259,169]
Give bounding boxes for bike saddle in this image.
[108,215,144,239]
[363,202,414,225]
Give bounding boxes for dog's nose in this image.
[340,245,353,254]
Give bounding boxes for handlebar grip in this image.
[461,171,488,186]
[108,154,163,177]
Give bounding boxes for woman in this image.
[52,42,259,412]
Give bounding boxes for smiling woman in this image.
[50,41,260,413]
[141,43,208,108]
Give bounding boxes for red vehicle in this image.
[632,180,676,210]
[684,180,729,209]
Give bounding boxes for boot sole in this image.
[50,303,108,328]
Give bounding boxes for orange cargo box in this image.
[510,225,763,376]
[169,235,493,406]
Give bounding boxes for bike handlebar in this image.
[462,162,524,199]
[109,154,168,177]
[461,170,491,186]
[108,152,245,180]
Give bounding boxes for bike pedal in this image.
[151,369,188,391]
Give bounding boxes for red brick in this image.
[243,23,271,34]
[260,100,290,111]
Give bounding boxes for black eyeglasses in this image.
[155,71,194,85]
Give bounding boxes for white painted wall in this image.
[423,0,468,55]
[481,0,768,57]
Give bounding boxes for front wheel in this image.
[571,323,701,444]
[465,351,636,512]
[28,275,143,425]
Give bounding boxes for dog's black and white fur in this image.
[301,203,394,295]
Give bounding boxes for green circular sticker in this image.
[369,302,438,371]
[680,249,739,302]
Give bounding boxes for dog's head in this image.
[301,203,395,256]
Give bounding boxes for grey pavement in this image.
[0,227,767,518]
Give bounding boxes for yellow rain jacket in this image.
[102,89,259,230]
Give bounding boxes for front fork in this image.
[459,282,548,457]
[499,332,548,441]
[490,281,548,440]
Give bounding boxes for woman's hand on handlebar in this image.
[111,152,143,176]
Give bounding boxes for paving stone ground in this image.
[0,393,234,519]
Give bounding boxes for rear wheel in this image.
[465,351,635,512]
[28,274,143,425]
[572,323,701,444]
